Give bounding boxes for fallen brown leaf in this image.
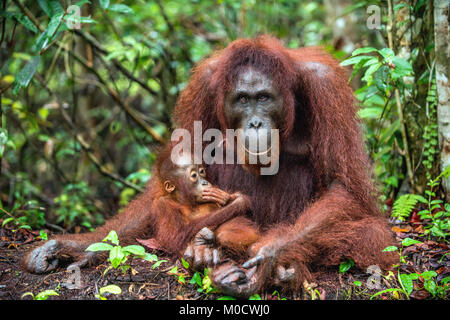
[410,290,430,300]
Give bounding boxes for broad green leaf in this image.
[99,284,122,295]
[339,259,354,273]
[408,273,420,280]
[399,273,413,296]
[423,280,436,296]
[108,4,134,14]
[0,129,7,158]
[379,119,400,144]
[99,0,110,9]
[390,56,413,79]
[383,246,398,252]
[35,290,59,300]
[189,272,202,286]
[109,246,125,268]
[358,107,383,119]
[340,55,372,67]
[378,48,395,59]
[218,296,236,300]
[85,242,113,252]
[13,56,40,94]
[15,14,38,33]
[352,47,378,56]
[1,217,15,227]
[370,288,404,300]
[123,245,146,256]
[249,294,262,300]
[181,258,190,269]
[103,230,119,245]
[420,271,437,280]
[142,253,158,262]
[152,259,167,269]
[401,238,422,247]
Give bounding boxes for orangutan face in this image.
[223,67,285,162]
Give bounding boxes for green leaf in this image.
[108,4,134,14]
[408,273,420,280]
[423,280,436,296]
[85,242,113,252]
[249,294,262,300]
[142,253,158,262]
[383,246,398,252]
[440,276,450,284]
[181,258,190,269]
[13,56,40,94]
[152,259,167,269]
[370,288,404,300]
[391,56,413,79]
[99,284,122,296]
[340,55,372,67]
[1,217,15,227]
[401,238,422,247]
[420,271,437,280]
[99,0,110,9]
[103,230,119,245]
[218,296,237,300]
[0,129,7,157]
[122,245,146,256]
[15,14,38,33]
[189,272,202,287]
[109,246,126,268]
[352,47,378,56]
[399,273,413,296]
[378,48,395,59]
[339,259,354,273]
[35,290,59,300]
[353,281,362,287]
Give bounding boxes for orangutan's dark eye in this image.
[190,171,198,182]
[239,95,248,104]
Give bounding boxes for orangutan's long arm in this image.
[21,186,158,274]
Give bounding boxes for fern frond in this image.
[391,194,424,221]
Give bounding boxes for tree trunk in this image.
[434,0,450,201]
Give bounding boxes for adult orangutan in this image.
[22,36,396,297]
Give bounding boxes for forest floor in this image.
[0,219,448,300]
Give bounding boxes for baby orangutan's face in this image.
[163,161,211,203]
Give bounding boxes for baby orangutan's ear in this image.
[164,180,176,193]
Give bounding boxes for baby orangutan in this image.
[137,149,260,269]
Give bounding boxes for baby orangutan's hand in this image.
[201,187,232,206]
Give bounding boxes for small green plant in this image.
[95,284,122,300]
[189,268,215,294]
[0,201,45,231]
[339,259,355,273]
[390,166,450,239]
[249,293,262,300]
[53,182,103,231]
[417,167,450,239]
[391,194,425,221]
[86,230,166,275]
[175,258,217,294]
[22,289,59,300]
[271,290,287,300]
[373,238,449,300]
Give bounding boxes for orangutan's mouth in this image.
[243,144,272,156]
